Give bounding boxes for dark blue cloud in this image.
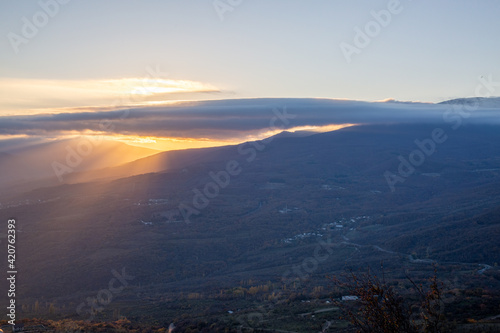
[0,98,499,140]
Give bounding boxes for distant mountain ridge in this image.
[439,96,500,108]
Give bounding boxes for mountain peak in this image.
[439,96,500,108]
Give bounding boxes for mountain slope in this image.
[2,123,500,321]
[64,131,319,184]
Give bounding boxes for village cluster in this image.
[282,216,371,244]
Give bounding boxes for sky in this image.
[0,0,499,150]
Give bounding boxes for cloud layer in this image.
[0,78,222,115]
[0,98,499,141]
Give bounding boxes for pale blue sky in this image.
[1,0,499,110]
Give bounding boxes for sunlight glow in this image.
[125,79,217,96]
[245,123,357,142]
[111,135,237,151]
[107,124,357,152]
[0,78,219,115]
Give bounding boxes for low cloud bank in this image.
[0,98,499,140]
